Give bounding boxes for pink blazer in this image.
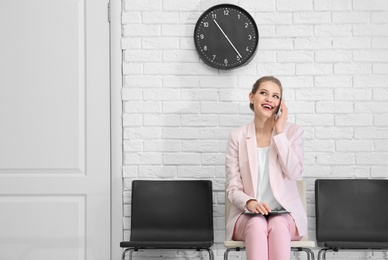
[225,121,308,241]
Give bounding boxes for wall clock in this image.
[194,4,259,70]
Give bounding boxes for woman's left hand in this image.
[275,99,288,134]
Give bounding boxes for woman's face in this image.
[249,81,281,118]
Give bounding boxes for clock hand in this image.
[212,19,243,59]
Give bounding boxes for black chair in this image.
[120,180,214,260]
[315,179,388,260]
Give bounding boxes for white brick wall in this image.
[121,0,388,259]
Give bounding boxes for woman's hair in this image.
[249,76,283,111]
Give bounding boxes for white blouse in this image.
[256,147,282,210]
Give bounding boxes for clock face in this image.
[194,4,259,70]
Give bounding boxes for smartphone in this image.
[275,99,282,119]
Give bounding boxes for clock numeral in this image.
[246,47,250,51]
[203,22,209,27]
[212,55,216,61]
[248,35,252,40]
[212,13,217,19]
[204,45,208,51]
[224,9,229,15]
[237,14,241,19]
[237,55,241,61]
[224,59,228,65]
[200,34,204,40]
[245,22,249,28]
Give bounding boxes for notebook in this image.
[244,209,290,216]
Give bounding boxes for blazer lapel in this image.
[269,129,279,195]
[246,122,258,197]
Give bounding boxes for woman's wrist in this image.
[245,199,257,210]
[275,128,283,135]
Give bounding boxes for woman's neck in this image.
[254,117,274,147]
[254,116,274,135]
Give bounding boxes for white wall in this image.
[121,0,388,259]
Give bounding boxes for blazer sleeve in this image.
[225,130,255,211]
[272,125,304,181]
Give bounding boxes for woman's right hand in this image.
[246,200,271,215]
[274,99,288,135]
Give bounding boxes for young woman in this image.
[225,76,307,259]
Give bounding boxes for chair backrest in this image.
[315,179,388,246]
[225,179,307,233]
[130,180,214,243]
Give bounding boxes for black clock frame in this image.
[194,4,259,70]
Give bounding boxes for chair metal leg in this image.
[121,248,134,260]
[306,248,315,260]
[318,248,331,260]
[224,248,245,260]
[224,248,231,260]
[291,247,315,260]
[304,248,315,260]
[207,248,214,260]
[199,248,214,260]
[211,249,215,260]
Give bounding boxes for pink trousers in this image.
[233,213,302,260]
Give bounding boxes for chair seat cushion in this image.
[223,241,245,247]
[318,241,388,249]
[120,240,213,249]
